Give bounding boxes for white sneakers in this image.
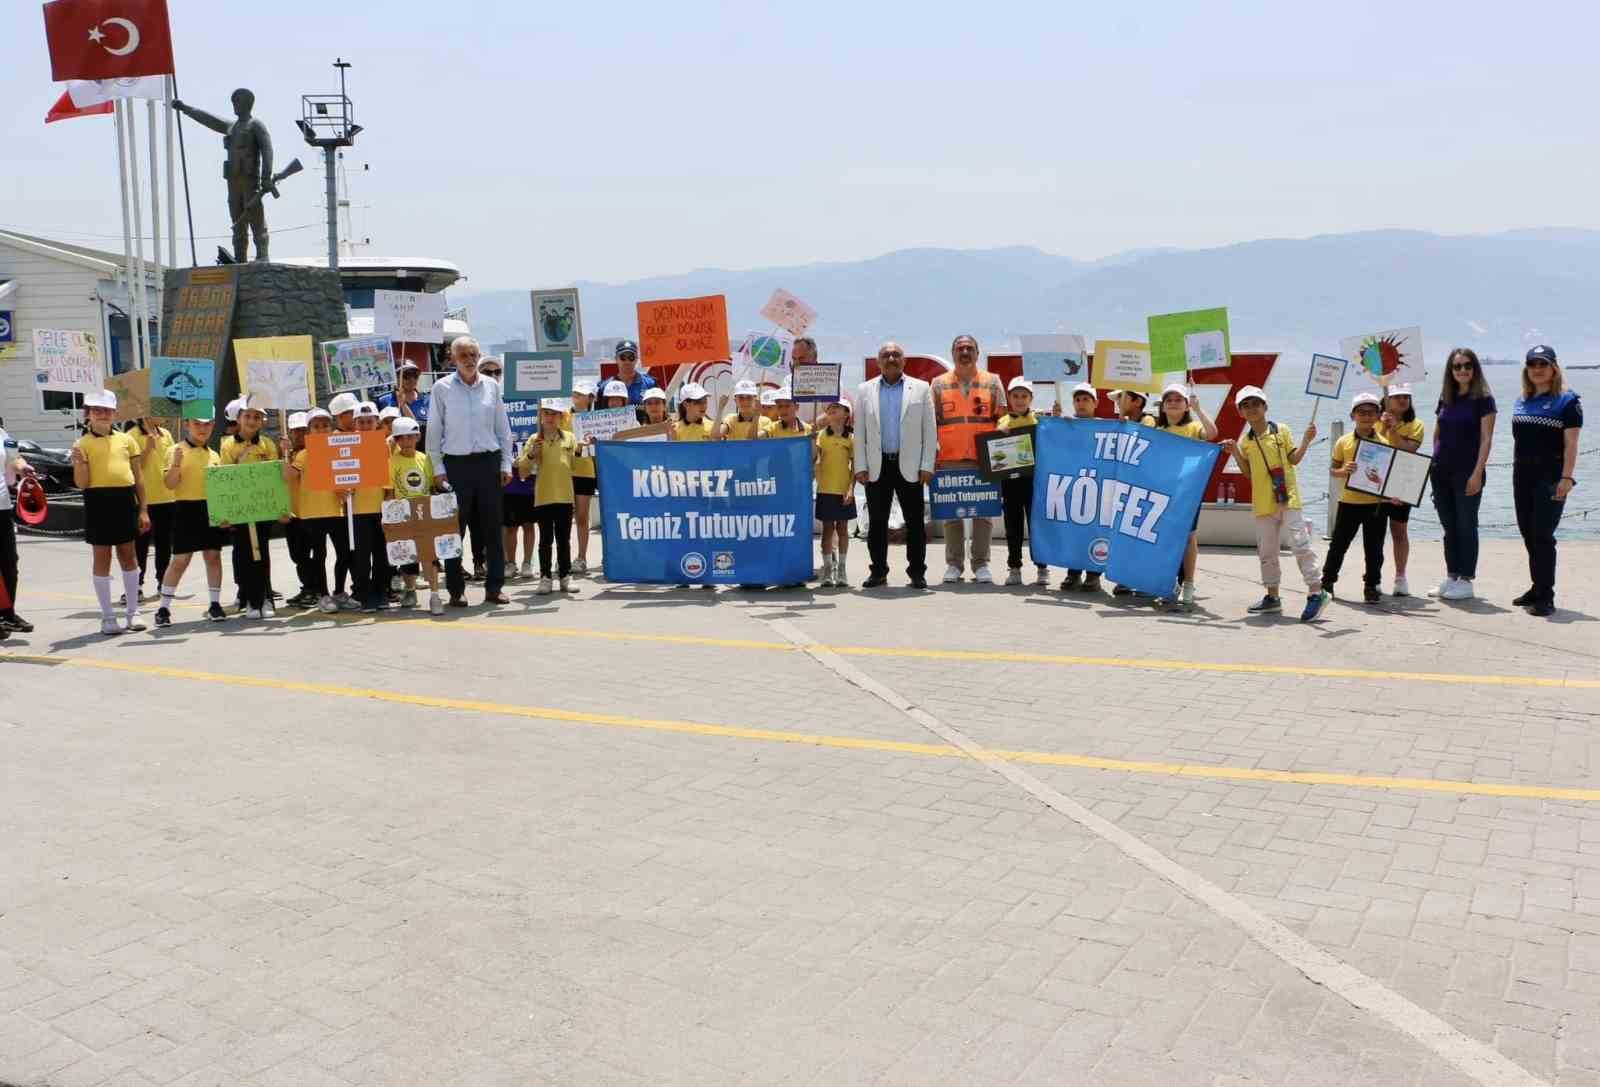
[1035,565,1050,586]
[1004,568,1022,586]
[573,557,588,575]
[1392,575,1410,597]
[560,577,573,593]
[244,607,262,619]
[943,565,962,584]
[1429,577,1475,601]
[973,564,993,584]
[318,594,337,614]
[262,602,276,619]
[537,577,553,595]
[1180,582,1197,607]
[519,559,534,580]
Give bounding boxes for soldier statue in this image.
[172,89,274,263]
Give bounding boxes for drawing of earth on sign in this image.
[541,301,575,346]
[749,335,786,369]
[1356,334,1407,377]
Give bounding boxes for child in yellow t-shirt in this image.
[672,383,715,442]
[718,380,773,440]
[1378,386,1425,597]
[131,417,175,602]
[814,398,856,587]
[516,402,579,594]
[1060,382,1103,592]
[1325,391,1390,604]
[569,383,598,575]
[1153,383,1220,608]
[771,388,811,438]
[283,410,347,614]
[348,403,390,612]
[219,401,284,619]
[155,408,227,627]
[1223,386,1326,620]
[72,389,149,635]
[386,417,443,614]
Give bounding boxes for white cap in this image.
[1385,384,1414,398]
[1071,382,1098,399]
[733,379,759,397]
[390,417,420,437]
[307,408,332,423]
[288,412,309,430]
[378,406,401,420]
[759,389,778,406]
[1007,376,1035,394]
[539,397,567,412]
[642,387,667,402]
[224,396,245,421]
[1235,385,1268,408]
[1160,382,1190,402]
[1351,392,1382,412]
[680,382,709,401]
[775,386,795,402]
[1120,388,1147,402]
[573,378,598,396]
[328,392,360,415]
[830,395,852,414]
[354,401,380,418]
[602,380,628,399]
[83,389,117,410]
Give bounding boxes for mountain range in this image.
[454,229,1600,372]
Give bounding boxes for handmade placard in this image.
[1340,326,1425,389]
[381,492,463,567]
[571,407,638,445]
[614,421,674,443]
[373,290,447,343]
[1345,439,1432,507]
[1305,354,1349,400]
[976,427,1037,482]
[321,335,396,395]
[503,350,574,402]
[1020,334,1088,383]
[790,363,842,403]
[637,295,729,366]
[206,460,292,526]
[530,288,584,354]
[304,431,390,491]
[32,329,103,393]
[760,288,817,336]
[1090,340,1156,393]
[1148,307,1230,375]
[104,370,151,422]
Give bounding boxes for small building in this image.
[0,230,158,445]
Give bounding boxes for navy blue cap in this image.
[614,339,639,358]
[1526,345,1558,365]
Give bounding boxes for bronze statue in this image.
[171,89,274,263]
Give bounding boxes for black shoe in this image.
[154,607,172,628]
[449,595,469,608]
[1531,600,1556,617]
[1512,588,1538,607]
[1363,585,1382,604]
[908,577,929,590]
[1060,572,1082,592]
[737,584,767,591]
[862,574,888,588]
[235,600,247,613]
[485,592,511,605]
[1112,584,1133,597]
[1,612,33,633]
[1082,574,1101,592]
[206,603,228,622]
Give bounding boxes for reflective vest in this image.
[933,371,1003,463]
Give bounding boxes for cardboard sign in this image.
[32,329,103,393]
[760,288,817,336]
[614,421,674,443]
[637,294,729,366]
[105,369,151,422]
[503,350,574,402]
[790,363,842,403]
[382,492,463,568]
[976,427,1037,481]
[206,460,291,525]
[572,406,638,445]
[1305,353,1350,400]
[1020,334,1088,383]
[321,335,396,394]
[1147,307,1230,375]
[929,468,1002,520]
[234,335,315,408]
[531,288,584,354]
[1345,439,1432,507]
[150,357,215,406]
[373,289,447,343]
[304,431,390,491]
[1090,340,1156,393]
[1340,326,1425,389]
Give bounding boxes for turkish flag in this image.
[45,88,113,123]
[42,0,175,81]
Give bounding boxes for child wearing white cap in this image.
[282,411,319,608]
[387,417,444,614]
[1323,392,1390,605]
[219,399,283,619]
[814,397,855,587]
[155,408,228,627]
[514,401,581,593]
[1377,385,1424,596]
[771,387,809,437]
[719,380,773,440]
[641,386,670,426]
[71,390,151,635]
[1059,383,1104,592]
[1222,386,1327,620]
[1154,383,1219,608]
[997,377,1049,587]
[569,381,598,574]
[673,383,715,442]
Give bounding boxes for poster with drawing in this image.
[531,288,584,354]
[1340,326,1425,389]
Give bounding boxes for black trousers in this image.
[0,513,17,611]
[1001,475,1033,569]
[231,522,274,609]
[136,502,175,588]
[1321,501,1385,591]
[534,503,573,578]
[1514,466,1566,604]
[443,452,505,597]
[286,519,316,596]
[865,456,927,580]
[351,512,386,607]
[301,516,351,597]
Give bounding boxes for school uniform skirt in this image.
[573,476,597,497]
[172,499,228,555]
[83,486,139,546]
[815,492,857,522]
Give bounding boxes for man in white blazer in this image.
[853,342,938,588]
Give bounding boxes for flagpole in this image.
[114,102,137,372]
[127,102,152,370]
[170,75,198,267]
[165,79,177,269]
[147,98,163,355]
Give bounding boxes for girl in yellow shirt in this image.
[219,401,285,619]
[283,410,348,614]
[515,402,579,594]
[814,398,856,587]
[718,380,773,440]
[771,389,811,438]
[1154,383,1219,608]
[131,416,176,602]
[569,382,597,575]
[1326,392,1390,604]
[71,389,150,635]
[1378,386,1425,597]
[155,409,228,627]
[672,383,715,442]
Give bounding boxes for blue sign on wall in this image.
[595,439,814,585]
[1029,417,1219,596]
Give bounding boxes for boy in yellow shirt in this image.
[387,417,444,614]
[1324,392,1390,605]
[997,377,1047,587]
[719,380,774,440]
[771,387,811,437]
[1378,385,1425,597]
[516,401,579,595]
[219,398,284,619]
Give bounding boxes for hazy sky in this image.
[4,1,1595,290]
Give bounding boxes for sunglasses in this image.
[617,352,638,362]
[1526,360,1553,369]
[1450,362,1476,371]
[480,368,502,376]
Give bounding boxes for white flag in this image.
[67,77,168,108]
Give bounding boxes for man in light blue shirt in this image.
[878,372,903,456]
[425,336,514,605]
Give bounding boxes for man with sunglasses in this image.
[611,340,658,404]
[377,361,431,443]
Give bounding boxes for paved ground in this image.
[2,530,1599,1087]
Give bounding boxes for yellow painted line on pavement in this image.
[6,650,1599,804]
[23,589,1600,689]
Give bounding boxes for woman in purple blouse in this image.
[1429,348,1496,601]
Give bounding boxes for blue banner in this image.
[595,439,814,585]
[1029,417,1219,596]
[504,405,539,496]
[929,468,1002,520]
